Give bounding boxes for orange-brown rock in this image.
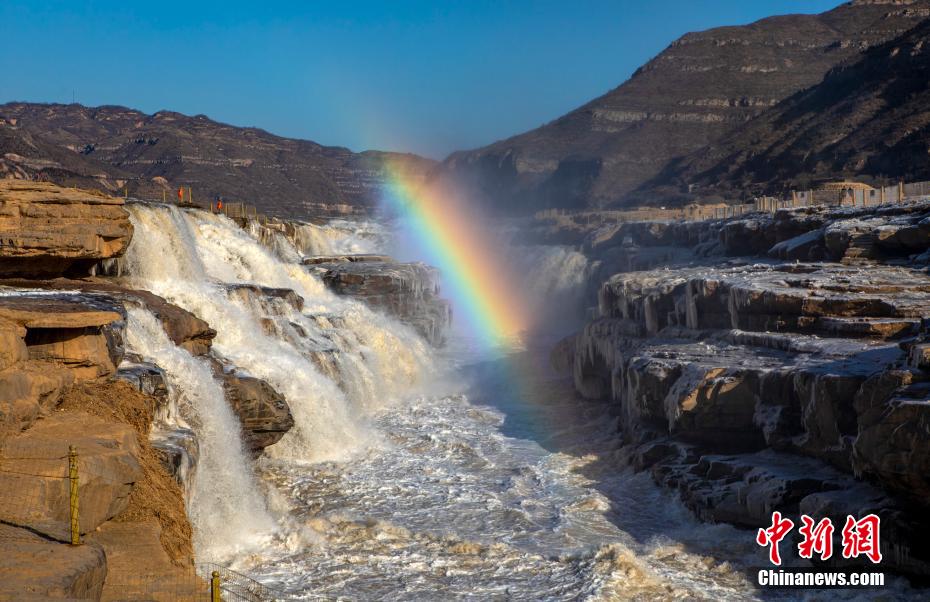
[0,316,26,372]
[0,524,106,601]
[0,412,142,542]
[0,180,132,277]
[0,361,73,434]
[91,521,207,601]
[222,373,293,452]
[0,279,217,356]
[0,293,124,380]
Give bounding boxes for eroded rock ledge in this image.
[0,182,307,598]
[554,200,930,578]
[310,256,452,345]
[0,180,132,277]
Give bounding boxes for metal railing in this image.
[535,179,930,224]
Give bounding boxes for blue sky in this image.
[0,1,840,158]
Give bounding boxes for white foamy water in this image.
[124,305,277,559]
[121,204,429,464]
[117,205,918,600]
[515,244,591,335]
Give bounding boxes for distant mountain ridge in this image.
[0,103,434,219]
[6,2,930,217]
[436,0,930,212]
[645,16,930,199]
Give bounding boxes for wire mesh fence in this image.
[0,438,74,543]
[0,439,287,601]
[102,564,287,601]
[198,563,285,602]
[101,567,213,601]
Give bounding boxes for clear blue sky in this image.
[0,1,840,158]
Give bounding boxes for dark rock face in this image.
[221,372,294,453]
[0,103,434,220]
[663,17,930,199]
[438,1,930,212]
[314,257,452,345]
[557,199,930,577]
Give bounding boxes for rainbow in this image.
[379,162,527,348]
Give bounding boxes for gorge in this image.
[5,1,930,599]
[3,175,929,599]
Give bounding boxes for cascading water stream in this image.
[246,218,388,260]
[119,204,430,464]
[124,305,276,559]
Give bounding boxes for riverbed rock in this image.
[0,412,142,541]
[0,524,107,601]
[0,180,132,277]
[0,292,125,380]
[91,521,207,601]
[302,254,392,265]
[0,279,218,356]
[560,199,930,578]
[115,354,170,411]
[221,372,294,452]
[0,361,74,434]
[315,258,452,345]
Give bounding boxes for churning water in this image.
[118,205,906,600]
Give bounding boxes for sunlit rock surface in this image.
[0,181,132,277]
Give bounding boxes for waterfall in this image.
[245,218,387,258]
[514,244,591,335]
[120,204,430,462]
[124,306,276,559]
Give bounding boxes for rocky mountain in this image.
[0,103,434,219]
[650,16,930,199]
[437,0,930,212]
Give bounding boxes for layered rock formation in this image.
[555,199,930,577]
[0,292,125,435]
[216,367,293,454]
[657,16,930,199]
[439,1,930,211]
[0,180,132,276]
[0,181,293,597]
[312,256,452,345]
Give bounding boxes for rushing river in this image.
[116,204,908,600]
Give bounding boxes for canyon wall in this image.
[0,103,434,220]
[553,200,930,577]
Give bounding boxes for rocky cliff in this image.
[438,0,930,212]
[0,103,434,220]
[0,181,133,277]
[310,256,452,346]
[553,199,930,578]
[649,16,930,199]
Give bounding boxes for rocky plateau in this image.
[550,198,930,579]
